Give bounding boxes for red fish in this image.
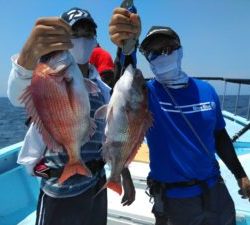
[95,65,152,195]
[20,51,99,183]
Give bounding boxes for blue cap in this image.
[61,7,97,28]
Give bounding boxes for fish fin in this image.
[124,104,134,123]
[94,105,108,120]
[107,181,123,195]
[84,78,100,95]
[19,85,33,106]
[94,180,122,198]
[124,112,153,167]
[93,182,108,199]
[106,106,114,125]
[58,162,92,184]
[124,128,147,167]
[124,133,140,166]
[19,86,61,151]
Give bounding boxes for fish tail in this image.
[93,180,122,199]
[107,181,123,195]
[93,182,108,199]
[58,162,92,184]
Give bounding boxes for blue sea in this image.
[0,96,249,149]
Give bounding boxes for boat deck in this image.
[0,110,249,225]
[17,157,250,225]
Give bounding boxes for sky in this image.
[0,0,250,96]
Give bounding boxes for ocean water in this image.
[0,96,249,149]
[0,98,28,149]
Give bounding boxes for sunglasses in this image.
[141,46,180,61]
[139,36,181,61]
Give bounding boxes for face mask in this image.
[69,37,97,64]
[149,48,188,88]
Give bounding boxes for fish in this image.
[19,51,100,183]
[95,64,153,195]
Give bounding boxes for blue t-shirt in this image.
[146,78,226,198]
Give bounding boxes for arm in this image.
[109,8,141,82]
[121,167,135,206]
[7,17,72,106]
[215,128,250,200]
[7,55,33,106]
[215,128,246,179]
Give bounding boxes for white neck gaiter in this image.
[69,37,97,65]
[149,48,189,89]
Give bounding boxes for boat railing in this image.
[195,77,250,143]
[194,77,250,121]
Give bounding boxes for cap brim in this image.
[70,17,97,28]
[140,30,179,51]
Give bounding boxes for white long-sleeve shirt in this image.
[7,55,33,107]
[7,54,111,174]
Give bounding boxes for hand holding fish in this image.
[18,17,73,70]
[109,8,141,48]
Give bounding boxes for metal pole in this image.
[247,95,250,120]
[232,123,250,142]
[221,81,227,110]
[234,83,241,116]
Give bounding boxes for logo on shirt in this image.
[192,102,215,111]
[160,101,216,114]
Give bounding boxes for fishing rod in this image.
[118,0,138,78]
[120,0,138,56]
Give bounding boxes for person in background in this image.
[89,43,115,88]
[109,7,250,225]
[7,7,135,225]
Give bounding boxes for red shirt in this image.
[89,46,114,77]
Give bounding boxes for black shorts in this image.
[152,180,236,225]
[35,176,107,225]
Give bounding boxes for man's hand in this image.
[237,176,250,201]
[18,17,73,70]
[121,168,135,206]
[109,8,141,48]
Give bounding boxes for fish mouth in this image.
[45,51,73,73]
[49,64,72,77]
